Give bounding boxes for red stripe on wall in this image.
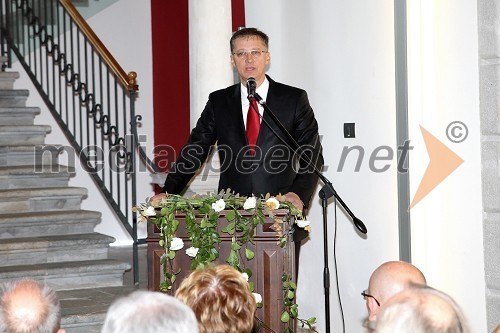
[151,0,245,192]
[231,0,246,31]
[151,0,190,175]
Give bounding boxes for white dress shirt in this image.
[240,77,269,128]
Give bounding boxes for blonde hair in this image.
[175,265,257,333]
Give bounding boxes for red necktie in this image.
[246,99,260,156]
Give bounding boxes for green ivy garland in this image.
[135,191,316,333]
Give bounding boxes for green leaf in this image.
[170,274,176,283]
[248,281,255,292]
[245,248,255,260]
[280,311,290,323]
[289,282,297,290]
[158,239,164,247]
[226,209,236,221]
[231,242,241,251]
[172,219,179,232]
[222,222,236,234]
[287,290,295,300]
[226,250,239,266]
[167,251,176,260]
[200,217,207,228]
[290,304,298,317]
[307,317,317,325]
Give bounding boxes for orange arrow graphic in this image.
[409,126,464,209]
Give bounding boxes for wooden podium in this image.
[147,209,296,331]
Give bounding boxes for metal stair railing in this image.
[0,0,160,285]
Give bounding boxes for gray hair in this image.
[101,290,198,333]
[0,279,62,333]
[375,285,470,333]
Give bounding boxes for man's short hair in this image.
[175,265,257,333]
[230,27,269,52]
[101,290,198,333]
[0,279,62,333]
[375,284,470,333]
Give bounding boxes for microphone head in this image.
[246,77,257,99]
[247,77,256,87]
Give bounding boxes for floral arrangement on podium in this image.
[134,190,317,332]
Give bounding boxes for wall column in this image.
[186,0,234,194]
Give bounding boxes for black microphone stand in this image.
[252,92,367,333]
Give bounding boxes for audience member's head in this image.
[365,261,427,322]
[101,290,198,333]
[493,325,500,333]
[374,284,469,333]
[0,279,65,333]
[175,264,257,333]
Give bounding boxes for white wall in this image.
[246,0,486,332]
[407,0,487,332]
[247,0,399,332]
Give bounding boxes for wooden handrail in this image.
[59,0,138,91]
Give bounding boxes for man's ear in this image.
[367,297,380,322]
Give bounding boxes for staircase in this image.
[0,66,134,332]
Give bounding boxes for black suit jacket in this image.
[162,76,323,209]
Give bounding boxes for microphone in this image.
[246,77,256,100]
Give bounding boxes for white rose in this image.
[144,206,156,217]
[243,197,257,210]
[266,197,280,210]
[252,292,262,304]
[212,199,226,212]
[241,272,249,281]
[296,220,310,228]
[185,247,199,258]
[169,237,184,251]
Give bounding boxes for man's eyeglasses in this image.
[232,50,268,59]
[361,290,380,307]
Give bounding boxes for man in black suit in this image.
[156,27,323,213]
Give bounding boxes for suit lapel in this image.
[225,84,247,146]
[256,77,281,152]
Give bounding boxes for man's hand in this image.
[149,192,167,206]
[284,192,303,211]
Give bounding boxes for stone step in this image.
[0,233,115,266]
[0,106,41,125]
[0,145,59,166]
[58,285,138,333]
[0,71,20,89]
[0,89,29,106]
[0,124,51,145]
[0,259,131,291]
[0,210,101,238]
[0,164,74,189]
[0,187,87,212]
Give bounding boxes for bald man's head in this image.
[0,279,65,333]
[366,261,426,321]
